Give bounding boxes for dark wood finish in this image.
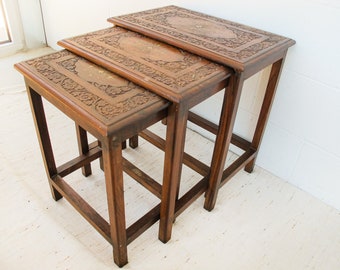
[221,149,256,187]
[126,204,160,244]
[244,57,285,172]
[101,138,128,266]
[109,5,295,210]
[57,142,101,178]
[123,157,162,199]
[188,111,252,151]
[15,50,169,267]
[26,87,62,201]
[75,124,92,176]
[140,129,210,176]
[174,176,208,218]
[204,73,245,210]
[159,103,188,242]
[128,135,139,148]
[52,174,112,243]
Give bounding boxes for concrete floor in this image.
[1,48,340,270]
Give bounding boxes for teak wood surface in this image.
[109,5,296,210]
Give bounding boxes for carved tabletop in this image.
[58,27,231,104]
[15,50,168,137]
[108,5,295,74]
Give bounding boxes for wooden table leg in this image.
[75,124,92,177]
[129,135,139,149]
[245,57,285,173]
[101,137,128,267]
[204,56,286,210]
[26,87,62,201]
[159,103,188,243]
[204,73,245,211]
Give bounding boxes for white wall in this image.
[39,0,340,210]
[0,0,25,57]
[17,0,46,49]
[0,0,46,56]
[40,0,181,50]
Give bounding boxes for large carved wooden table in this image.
[108,5,296,210]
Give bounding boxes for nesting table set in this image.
[15,5,295,267]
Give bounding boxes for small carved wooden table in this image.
[15,50,172,266]
[108,5,296,210]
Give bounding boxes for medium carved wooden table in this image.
[58,26,232,244]
[108,5,296,210]
[16,28,232,267]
